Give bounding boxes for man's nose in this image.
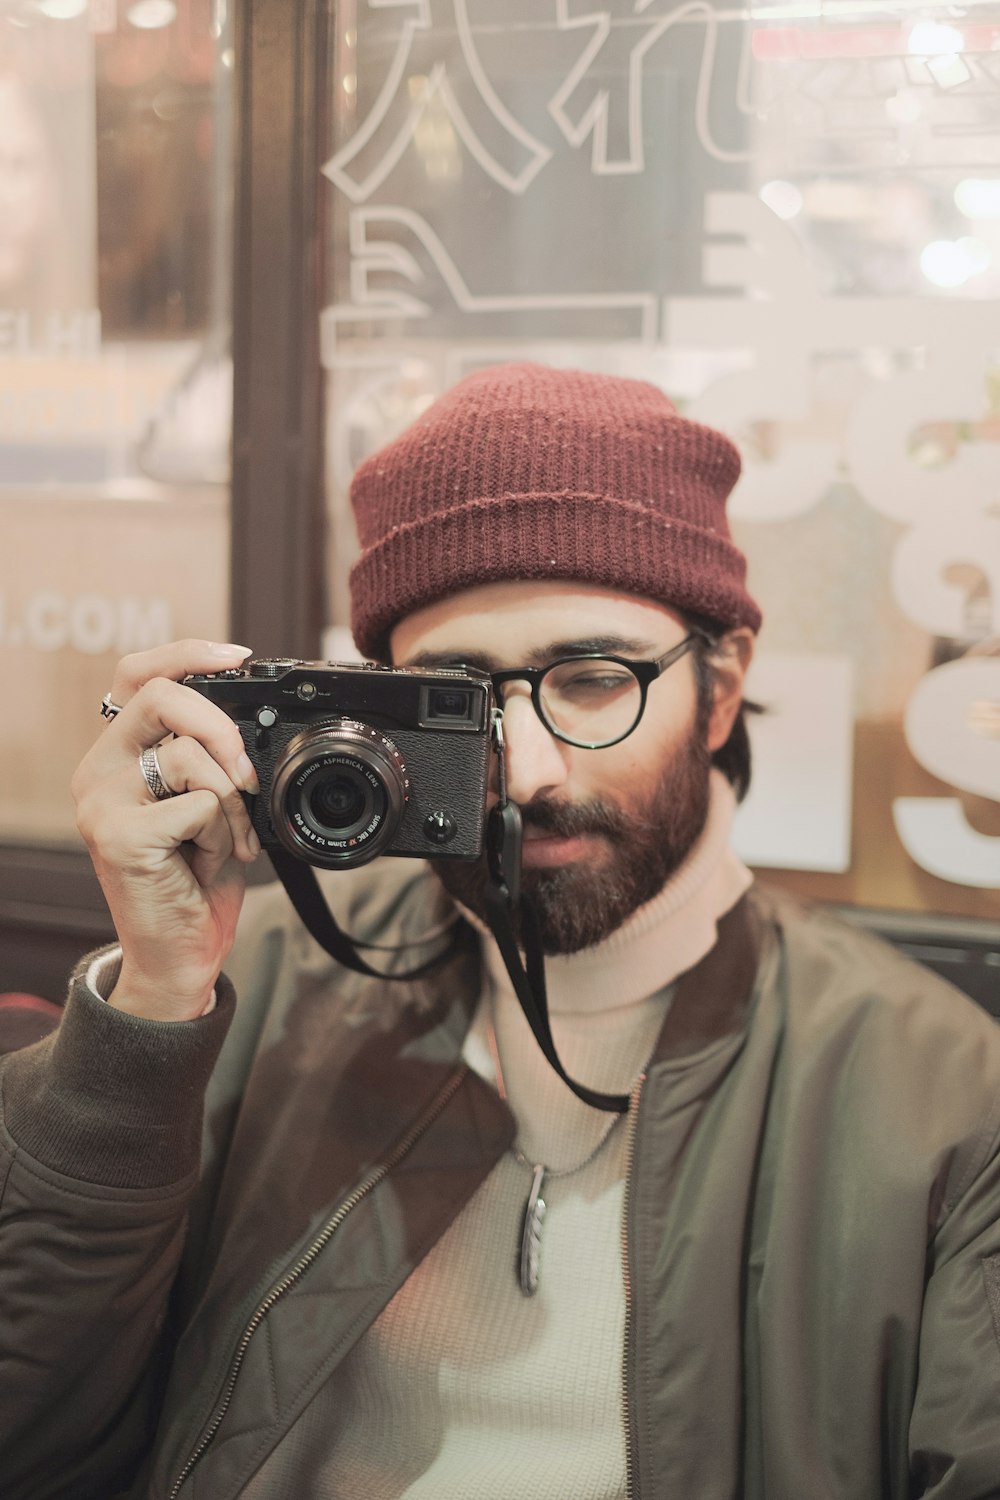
[497,689,571,806]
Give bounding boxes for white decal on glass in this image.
[323,0,551,200]
[549,0,754,172]
[321,206,658,361]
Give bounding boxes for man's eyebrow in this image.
[403,636,658,672]
[530,636,656,663]
[404,649,499,672]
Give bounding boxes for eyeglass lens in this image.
[538,659,643,746]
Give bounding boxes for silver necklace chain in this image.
[486,1019,629,1297]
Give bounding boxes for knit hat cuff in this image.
[350,491,762,659]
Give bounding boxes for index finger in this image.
[108,640,253,713]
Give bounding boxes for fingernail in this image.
[236,752,260,793]
[247,828,262,858]
[209,642,253,658]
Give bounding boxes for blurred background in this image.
[1,0,998,1004]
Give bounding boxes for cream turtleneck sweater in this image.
[245,772,751,1499]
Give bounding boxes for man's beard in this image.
[431,722,713,956]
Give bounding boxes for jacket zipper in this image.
[167,1065,468,1500]
[621,1071,646,1500]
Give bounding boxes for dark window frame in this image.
[0,0,330,1001]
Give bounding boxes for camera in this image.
[185,658,495,869]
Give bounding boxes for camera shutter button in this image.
[424,811,458,845]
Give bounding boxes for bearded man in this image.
[2,364,1000,1500]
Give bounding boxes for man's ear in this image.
[705,628,755,753]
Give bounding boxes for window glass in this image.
[322,0,1000,921]
[0,0,231,843]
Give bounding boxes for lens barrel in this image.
[270,719,409,867]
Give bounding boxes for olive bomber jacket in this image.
[2,867,1000,1500]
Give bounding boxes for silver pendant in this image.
[518,1164,546,1296]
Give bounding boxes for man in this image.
[2,363,999,1499]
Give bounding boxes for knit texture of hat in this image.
[349,363,762,658]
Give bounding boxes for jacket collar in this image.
[649,892,764,1066]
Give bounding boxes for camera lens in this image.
[306,768,377,835]
[271,719,408,868]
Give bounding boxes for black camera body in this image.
[185,657,495,869]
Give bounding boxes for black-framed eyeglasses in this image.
[489,631,714,750]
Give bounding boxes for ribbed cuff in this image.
[86,946,218,1015]
[0,950,235,1190]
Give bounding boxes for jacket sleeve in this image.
[0,957,234,1500]
[907,1037,1000,1500]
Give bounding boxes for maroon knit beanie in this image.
[349,362,761,658]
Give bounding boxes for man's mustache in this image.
[519,798,628,842]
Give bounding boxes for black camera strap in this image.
[482,799,629,1114]
[269,846,459,982]
[271,833,627,1113]
[269,708,628,1114]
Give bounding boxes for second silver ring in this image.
[139,745,177,801]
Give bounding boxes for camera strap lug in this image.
[487,709,520,905]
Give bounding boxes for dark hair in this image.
[685,612,762,803]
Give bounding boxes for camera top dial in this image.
[248,658,306,678]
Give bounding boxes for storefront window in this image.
[322,0,1000,921]
[0,0,232,843]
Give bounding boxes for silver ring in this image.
[100,692,124,720]
[138,745,176,801]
